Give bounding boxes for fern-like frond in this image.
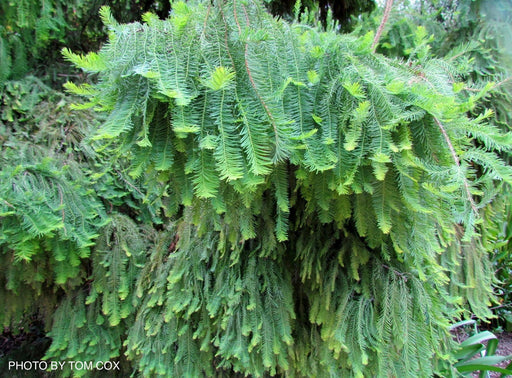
[49,1,508,376]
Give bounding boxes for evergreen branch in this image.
[233,1,281,160]
[2,200,15,209]
[115,169,145,198]
[490,75,512,92]
[382,264,408,282]
[47,2,502,374]
[57,184,66,236]
[433,116,477,213]
[219,6,272,176]
[372,0,394,53]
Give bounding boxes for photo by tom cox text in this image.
[8,360,120,372]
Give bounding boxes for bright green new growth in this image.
[15,0,511,376]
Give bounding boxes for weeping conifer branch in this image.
[433,116,478,213]
[4,0,507,376]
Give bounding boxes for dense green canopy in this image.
[1,0,511,376]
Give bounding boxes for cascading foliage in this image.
[4,0,512,376]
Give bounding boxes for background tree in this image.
[0,0,170,86]
[54,0,511,375]
[265,0,376,30]
[0,0,168,368]
[362,0,512,329]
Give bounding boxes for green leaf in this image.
[460,331,497,348]
[452,343,484,361]
[456,355,512,375]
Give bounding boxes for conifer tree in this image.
[3,0,512,376]
[362,0,512,326]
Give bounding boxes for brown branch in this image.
[3,200,15,209]
[489,303,512,311]
[491,75,512,91]
[115,169,145,198]
[382,264,408,282]
[200,3,211,41]
[433,117,478,213]
[57,73,82,78]
[457,76,512,93]
[372,0,394,53]
[412,71,478,214]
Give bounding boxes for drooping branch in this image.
[233,0,281,158]
[115,169,144,198]
[433,116,478,213]
[491,75,512,91]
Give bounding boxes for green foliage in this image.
[365,0,512,331]
[0,0,70,83]
[124,220,295,377]
[0,75,159,334]
[65,2,512,231]
[86,214,148,327]
[436,320,512,377]
[2,0,511,376]
[482,192,512,331]
[43,215,154,377]
[0,0,171,86]
[0,77,106,327]
[367,0,512,130]
[33,0,511,376]
[264,0,376,31]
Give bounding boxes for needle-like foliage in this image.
[3,0,511,376]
